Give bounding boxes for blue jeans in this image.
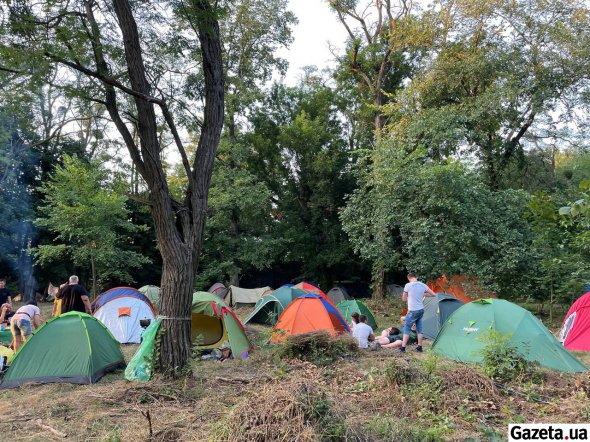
[404,309,424,335]
[11,318,32,339]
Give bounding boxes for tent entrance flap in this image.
[191,313,226,347]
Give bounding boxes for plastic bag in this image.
[124,319,162,382]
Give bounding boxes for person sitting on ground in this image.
[0,303,14,326]
[375,316,419,349]
[56,276,91,314]
[10,301,43,352]
[349,312,360,330]
[352,314,374,349]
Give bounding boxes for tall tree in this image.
[36,155,150,297]
[328,0,435,141]
[0,0,224,373]
[245,81,363,288]
[341,145,535,298]
[383,0,590,189]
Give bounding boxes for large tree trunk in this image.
[110,0,224,375]
[158,247,195,373]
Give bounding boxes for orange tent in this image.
[271,294,350,343]
[427,274,495,304]
[291,282,337,307]
[292,282,327,297]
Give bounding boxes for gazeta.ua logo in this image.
[509,424,589,441]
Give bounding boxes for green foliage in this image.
[196,139,283,286]
[383,0,590,188]
[276,331,359,366]
[35,155,149,293]
[479,331,530,381]
[243,82,365,286]
[528,179,590,303]
[342,146,535,297]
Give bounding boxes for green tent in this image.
[191,292,252,357]
[1,312,125,388]
[244,286,307,325]
[432,299,587,372]
[125,293,252,382]
[139,285,160,307]
[0,328,11,344]
[337,299,378,330]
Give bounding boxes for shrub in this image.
[479,331,532,381]
[277,331,359,366]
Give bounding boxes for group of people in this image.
[351,273,436,353]
[0,275,91,353]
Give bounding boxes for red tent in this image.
[560,292,590,351]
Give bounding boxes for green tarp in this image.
[337,299,378,330]
[1,312,125,388]
[432,299,587,372]
[125,294,252,383]
[125,319,161,382]
[244,286,307,325]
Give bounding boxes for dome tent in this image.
[327,286,352,305]
[191,291,252,357]
[1,312,125,389]
[337,299,377,330]
[432,299,587,372]
[208,282,229,299]
[422,294,464,340]
[138,285,160,307]
[560,291,590,351]
[92,287,156,344]
[271,294,350,343]
[224,286,272,307]
[244,286,307,325]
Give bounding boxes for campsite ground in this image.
[0,299,589,441]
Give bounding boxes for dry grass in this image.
[0,299,589,441]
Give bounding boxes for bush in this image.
[479,331,532,381]
[277,331,359,366]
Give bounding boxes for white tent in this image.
[224,286,272,307]
[93,287,156,344]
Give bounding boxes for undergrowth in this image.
[276,331,359,366]
[479,331,540,382]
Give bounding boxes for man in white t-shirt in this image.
[352,314,374,349]
[401,273,436,353]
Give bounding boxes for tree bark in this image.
[109,0,224,375]
[372,264,385,300]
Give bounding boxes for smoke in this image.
[0,114,39,300]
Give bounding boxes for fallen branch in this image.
[141,409,153,437]
[35,419,67,438]
[214,376,252,384]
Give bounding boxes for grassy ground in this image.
[0,298,588,441]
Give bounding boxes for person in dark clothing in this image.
[56,275,91,314]
[0,279,12,308]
